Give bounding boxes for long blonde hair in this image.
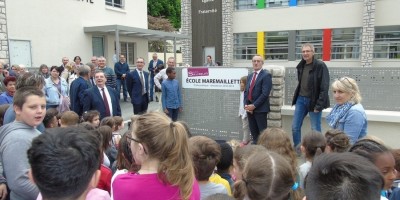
[331,77,362,104]
[132,112,195,200]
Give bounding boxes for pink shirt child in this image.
[112,173,200,200]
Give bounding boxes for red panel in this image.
[322,29,332,61]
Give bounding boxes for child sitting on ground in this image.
[299,131,326,189]
[189,136,229,199]
[82,110,100,128]
[233,151,299,200]
[59,111,79,127]
[324,129,350,153]
[349,139,397,200]
[28,127,110,200]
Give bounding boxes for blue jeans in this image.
[149,75,155,100]
[116,78,127,100]
[167,108,179,121]
[292,96,322,147]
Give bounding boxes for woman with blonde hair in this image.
[112,112,200,200]
[326,77,367,144]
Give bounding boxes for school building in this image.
[182,0,400,68]
[0,0,186,68]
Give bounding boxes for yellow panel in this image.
[257,32,265,58]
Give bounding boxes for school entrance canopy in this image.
[84,24,189,60]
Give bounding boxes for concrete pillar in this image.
[360,0,376,68]
[0,0,9,64]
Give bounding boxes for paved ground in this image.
[118,98,162,133]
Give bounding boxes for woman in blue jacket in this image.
[326,77,367,144]
[44,66,69,109]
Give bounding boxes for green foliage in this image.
[147,0,181,29]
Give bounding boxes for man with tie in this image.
[126,57,149,114]
[244,54,272,143]
[82,71,121,120]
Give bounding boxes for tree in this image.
[147,15,175,52]
[147,0,181,29]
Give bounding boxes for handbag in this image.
[57,90,70,113]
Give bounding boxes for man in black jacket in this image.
[291,43,330,149]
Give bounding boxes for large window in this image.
[120,42,135,65]
[235,0,257,10]
[234,33,257,60]
[266,0,290,7]
[295,30,323,60]
[374,26,400,59]
[331,28,361,59]
[92,37,104,57]
[106,0,124,8]
[264,31,289,60]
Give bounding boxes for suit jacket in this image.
[244,69,272,113]
[70,77,90,116]
[148,59,163,77]
[126,70,149,105]
[82,86,121,120]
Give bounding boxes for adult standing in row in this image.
[70,65,91,117]
[83,71,121,120]
[154,57,176,91]
[291,43,330,149]
[97,56,116,90]
[244,55,272,143]
[148,53,163,102]
[0,76,16,105]
[326,77,367,144]
[114,54,130,101]
[126,57,149,114]
[44,66,69,109]
[58,57,69,75]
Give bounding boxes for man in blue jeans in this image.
[291,43,330,149]
[114,54,130,101]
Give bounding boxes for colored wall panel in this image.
[289,0,297,7]
[322,29,332,61]
[257,0,265,9]
[257,32,265,58]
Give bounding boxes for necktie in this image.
[102,88,111,117]
[248,72,257,101]
[140,71,145,95]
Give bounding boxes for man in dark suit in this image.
[148,53,163,101]
[83,71,121,120]
[70,65,91,117]
[127,57,149,114]
[114,54,130,101]
[244,55,272,143]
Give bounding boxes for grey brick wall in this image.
[361,0,375,68]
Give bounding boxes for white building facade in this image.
[4,0,186,68]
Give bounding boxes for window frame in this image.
[264,31,289,60]
[105,0,124,9]
[234,33,257,60]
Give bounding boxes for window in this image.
[295,30,323,60]
[297,0,347,5]
[235,0,257,10]
[120,42,135,65]
[106,0,124,8]
[331,28,361,59]
[92,37,104,57]
[264,31,289,60]
[234,33,257,60]
[266,0,290,8]
[374,26,400,59]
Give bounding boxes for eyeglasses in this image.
[338,77,354,89]
[136,61,144,63]
[252,60,263,63]
[126,135,147,154]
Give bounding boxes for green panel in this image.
[257,0,265,9]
